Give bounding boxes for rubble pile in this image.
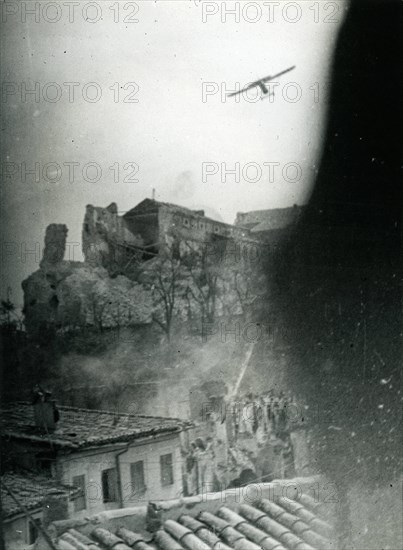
[184,390,311,495]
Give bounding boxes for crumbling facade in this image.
[79,199,301,276]
[23,222,151,334]
[81,198,262,272]
[82,202,145,275]
[22,198,299,335]
[123,198,256,254]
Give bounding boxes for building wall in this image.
[82,204,144,269]
[58,433,183,518]
[159,206,248,247]
[80,201,260,266]
[3,510,42,547]
[123,212,160,249]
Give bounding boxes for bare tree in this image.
[140,241,188,340]
[182,242,222,324]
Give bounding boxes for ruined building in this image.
[82,198,260,275]
[82,202,144,277]
[123,198,255,250]
[22,220,151,335]
[22,198,302,335]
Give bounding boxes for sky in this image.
[1,0,347,305]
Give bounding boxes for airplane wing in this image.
[227,81,260,97]
[226,66,296,97]
[261,65,296,83]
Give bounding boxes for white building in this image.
[1,401,192,524]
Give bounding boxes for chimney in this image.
[152,188,156,200]
[33,386,59,433]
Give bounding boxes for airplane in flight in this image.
[227,65,296,99]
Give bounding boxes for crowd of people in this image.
[227,390,303,444]
[183,390,303,496]
[183,436,256,495]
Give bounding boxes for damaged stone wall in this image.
[23,223,152,334]
[158,204,261,255]
[41,224,68,266]
[82,203,145,276]
[22,201,268,335]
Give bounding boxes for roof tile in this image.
[59,532,90,550]
[198,512,261,550]
[259,500,310,534]
[239,504,290,540]
[242,509,314,550]
[92,528,131,550]
[178,515,232,550]
[53,480,336,550]
[276,499,333,539]
[67,529,99,550]
[216,508,285,550]
[239,525,285,550]
[1,471,78,519]
[164,520,211,550]
[1,402,190,449]
[154,529,184,550]
[58,539,78,550]
[115,527,153,549]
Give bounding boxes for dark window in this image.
[160,453,174,487]
[72,475,86,511]
[183,218,190,227]
[130,460,146,497]
[28,520,40,544]
[101,468,118,503]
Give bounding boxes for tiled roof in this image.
[1,471,79,519]
[235,207,304,232]
[124,199,200,218]
[52,480,336,550]
[1,402,191,450]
